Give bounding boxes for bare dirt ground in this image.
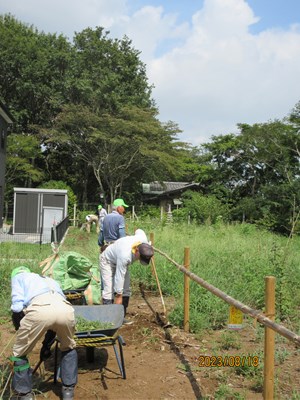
[1,291,300,400]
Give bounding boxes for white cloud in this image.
[1,0,300,145]
[99,0,300,144]
[142,0,300,144]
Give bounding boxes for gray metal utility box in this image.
[13,188,68,237]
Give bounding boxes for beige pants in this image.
[99,253,131,301]
[13,292,76,357]
[86,215,99,233]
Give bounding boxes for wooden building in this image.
[142,181,200,212]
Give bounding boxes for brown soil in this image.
[1,292,300,400]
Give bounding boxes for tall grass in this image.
[128,221,300,332]
[1,222,300,334]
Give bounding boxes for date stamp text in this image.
[197,355,259,368]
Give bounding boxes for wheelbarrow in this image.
[53,304,126,380]
[63,288,87,305]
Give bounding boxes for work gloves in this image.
[40,330,56,361]
[100,244,108,253]
[11,311,25,331]
[40,346,52,361]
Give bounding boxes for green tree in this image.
[5,133,44,200]
[68,27,153,111]
[0,14,71,132]
[38,180,77,216]
[0,14,74,199]
[46,104,185,203]
[201,119,300,234]
[0,16,199,207]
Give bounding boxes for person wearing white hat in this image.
[100,229,154,320]
[85,214,99,233]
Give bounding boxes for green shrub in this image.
[180,190,230,224]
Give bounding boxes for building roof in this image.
[142,181,200,200]
[14,187,67,194]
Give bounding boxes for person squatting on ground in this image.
[98,198,129,250]
[99,228,154,318]
[10,266,78,400]
[85,214,99,233]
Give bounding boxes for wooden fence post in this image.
[183,247,190,332]
[154,247,300,345]
[150,232,154,247]
[73,203,77,227]
[263,276,276,400]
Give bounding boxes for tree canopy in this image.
[2,14,300,235]
[1,14,194,204]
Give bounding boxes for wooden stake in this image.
[150,232,154,247]
[150,232,155,277]
[183,247,190,332]
[73,203,77,227]
[150,257,166,315]
[154,247,300,346]
[150,232,166,314]
[263,276,276,400]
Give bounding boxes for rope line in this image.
[153,246,300,347]
[75,335,117,347]
[66,293,84,300]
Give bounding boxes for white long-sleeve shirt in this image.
[102,229,148,294]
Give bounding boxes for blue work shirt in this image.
[11,272,65,312]
[98,211,126,246]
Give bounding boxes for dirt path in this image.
[1,292,299,399]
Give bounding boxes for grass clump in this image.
[75,316,114,332]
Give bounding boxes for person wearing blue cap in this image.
[10,266,78,400]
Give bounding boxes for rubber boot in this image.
[60,349,78,400]
[122,296,130,317]
[11,356,32,397]
[62,386,75,400]
[122,296,133,325]
[102,298,113,305]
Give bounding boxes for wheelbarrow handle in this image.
[32,359,43,375]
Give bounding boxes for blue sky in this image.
[247,0,300,32]
[133,0,300,32]
[1,0,300,145]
